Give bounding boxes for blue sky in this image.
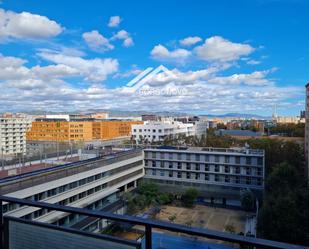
[0,0,308,116]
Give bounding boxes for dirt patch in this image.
[155,204,251,234]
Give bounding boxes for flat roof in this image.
[145,146,264,156]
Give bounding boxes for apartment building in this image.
[132,120,207,143]
[27,119,142,142]
[93,121,142,140]
[0,115,32,157]
[1,149,144,231]
[143,146,264,201]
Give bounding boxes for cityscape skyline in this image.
[0,0,308,116]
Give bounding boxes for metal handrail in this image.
[0,196,307,249]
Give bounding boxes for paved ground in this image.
[156,204,250,234]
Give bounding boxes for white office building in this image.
[0,116,32,157]
[132,120,206,143]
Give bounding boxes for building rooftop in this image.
[145,145,264,155]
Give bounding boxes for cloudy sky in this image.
[0,0,308,116]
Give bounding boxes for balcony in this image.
[0,196,306,249]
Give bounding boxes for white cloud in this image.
[123,37,134,47]
[38,51,119,82]
[112,30,134,47]
[0,58,300,114]
[82,30,114,51]
[31,64,79,80]
[0,8,63,40]
[194,36,254,62]
[179,36,202,46]
[247,59,261,65]
[108,16,121,28]
[150,44,191,61]
[207,70,273,86]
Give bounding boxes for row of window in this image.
[145,152,263,165]
[145,160,263,175]
[148,170,262,185]
[133,129,163,133]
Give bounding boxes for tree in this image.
[241,189,255,211]
[225,223,236,233]
[181,188,199,207]
[257,162,309,246]
[157,193,173,205]
[168,214,177,223]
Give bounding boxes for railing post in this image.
[145,224,152,249]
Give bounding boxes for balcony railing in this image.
[0,196,307,249]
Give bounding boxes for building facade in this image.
[1,149,144,231]
[0,116,32,157]
[27,119,142,142]
[132,121,207,143]
[143,146,264,201]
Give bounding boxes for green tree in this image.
[168,214,177,223]
[257,162,309,246]
[241,189,255,211]
[225,223,236,233]
[181,188,199,207]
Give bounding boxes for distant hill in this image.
[200,113,271,119]
[3,109,270,119]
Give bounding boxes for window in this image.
[186,154,191,160]
[186,172,190,179]
[225,156,230,163]
[195,154,200,161]
[169,171,173,177]
[215,155,219,162]
[246,177,251,185]
[215,165,219,172]
[235,156,240,164]
[257,157,263,165]
[205,164,209,171]
[160,171,165,176]
[205,155,209,162]
[246,157,252,165]
[186,163,191,170]
[205,173,209,181]
[152,170,156,176]
[160,161,164,168]
[225,176,229,183]
[235,167,240,174]
[224,166,229,173]
[215,175,219,182]
[195,164,200,171]
[169,162,173,169]
[177,172,182,178]
[177,162,182,169]
[195,173,200,180]
[246,167,251,175]
[257,168,262,176]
